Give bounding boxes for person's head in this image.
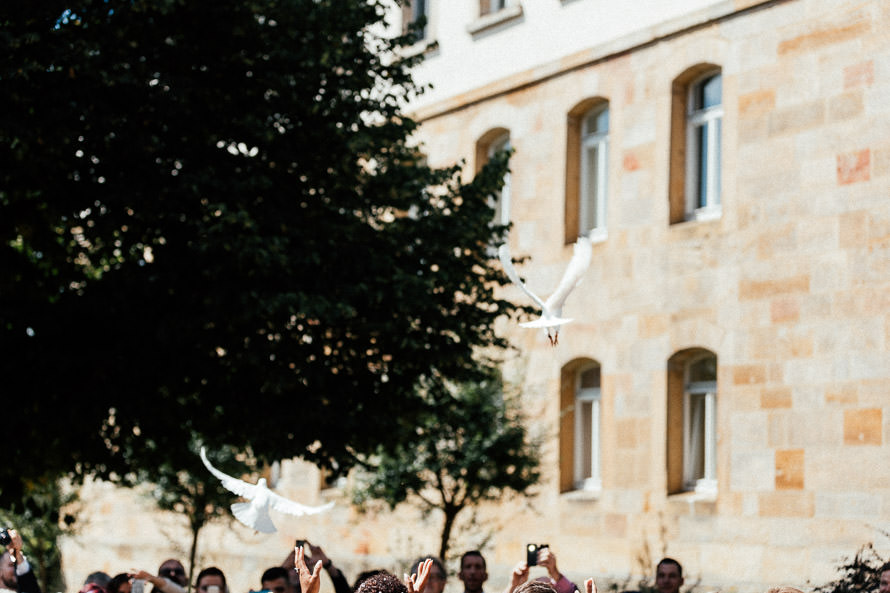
[107,573,133,593]
[1,552,18,590]
[196,567,227,593]
[353,570,387,592]
[85,572,112,589]
[879,563,890,593]
[261,566,290,593]
[655,558,683,593]
[159,560,189,588]
[355,572,406,593]
[459,551,488,593]
[411,557,446,593]
[516,583,557,593]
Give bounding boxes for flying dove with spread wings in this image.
[200,447,334,533]
[498,235,592,346]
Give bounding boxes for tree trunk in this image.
[439,504,462,562]
[187,516,204,593]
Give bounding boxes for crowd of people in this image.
[3,527,881,593]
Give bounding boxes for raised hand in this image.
[295,545,323,593]
[537,548,561,582]
[406,558,433,593]
[504,561,529,593]
[585,578,597,593]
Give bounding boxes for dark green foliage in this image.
[0,479,78,593]
[352,372,540,561]
[813,543,887,593]
[0,0,517,510]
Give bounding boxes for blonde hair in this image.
[766,587,805,593]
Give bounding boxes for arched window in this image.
[668,65,722,224]
[476,129,511,226]
[565,98,609,244]
[580,105,609,239]
[686,72,722,219]
[574,364,602,490]
[667,349,718,495]
[560,359,602,493]
[683,355,717,493]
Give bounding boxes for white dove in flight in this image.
[200,447,334,534]
[498,235,592,346]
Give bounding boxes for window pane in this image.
[713,118,722,206]
[694,74,722,110]
[688,393,706,481]
[580,366,600,389]
[697,123,708,209]
[414,0,427,19]
[584,107,609,134]
[583,144,601,231]
[702,74,722,108]
[579,400,593,479]
[689,356,717,382]
[488,134,510,225]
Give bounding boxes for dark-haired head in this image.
[656,559,682,578]
[355,572,406,593]
[196,567,227,593]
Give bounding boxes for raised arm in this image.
[503,562,530,593]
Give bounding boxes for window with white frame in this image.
[685,72,722,220]
[574,365,602,491]
[488,133,511,226]
[580,105,609,239]
[683,355,717,494]
[402,0,429,39]
[481,0,508,15]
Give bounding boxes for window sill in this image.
[587,228,608,244]
[686,205,722,222]
[401,38,440,60]
[467,4,523,36]
[666,488,717,515]
[668,488,717,504]
[562,486,601,502]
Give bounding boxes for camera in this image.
[526,543,548,566]
[0,528,11,547]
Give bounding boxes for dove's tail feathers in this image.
[231,502,277,534]
[520,316,573,328]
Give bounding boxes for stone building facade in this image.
[61,1,890,593]
[390,0,890,589]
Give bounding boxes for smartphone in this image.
[526,543,548,566]
[132,580,145,593]
[295,539,306,549]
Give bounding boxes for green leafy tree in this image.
[352,372,540,561]
[0,0,518,509]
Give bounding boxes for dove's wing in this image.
[498,244,547,311]
[543,235,592,312]
[268,492,335,517]
[200,447,259,499]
